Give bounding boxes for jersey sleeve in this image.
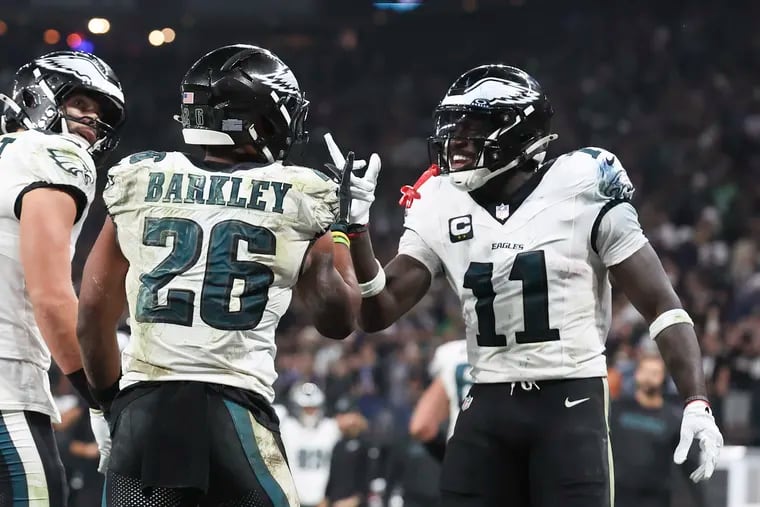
[6,133,96,223]
[576,147,649,267]
[102,151,165,217]
[102,157,131,216]
[592,202,648,267]
[397,227,442,276]
[398,176,443,275]
[293,168,339,236]
[428,343,447,379]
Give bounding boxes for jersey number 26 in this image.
[135,217,275,330]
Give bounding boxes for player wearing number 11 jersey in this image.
[330,64,723,507]
[77,45,362,507]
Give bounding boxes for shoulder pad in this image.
[14,131,96,186]
[572,147,635,200]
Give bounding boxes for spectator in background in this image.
[323,398,374,507]
[280,383,341,507]
[610,354,706,507]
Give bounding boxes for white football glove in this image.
[89,408,112,474]
[324,133,381,226]
[673,401,723,482]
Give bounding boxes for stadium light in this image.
[148,30,164,46]
[88,18,111,35]
[66,33,83,48]
[161,27,176,43]
[78,40,95,53]
[43,29,60,45]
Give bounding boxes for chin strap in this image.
[399,164,440,208]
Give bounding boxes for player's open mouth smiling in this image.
[450,152,476,170]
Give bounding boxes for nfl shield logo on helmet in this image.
[495,203,510,221]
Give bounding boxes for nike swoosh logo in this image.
[564,397,590,408]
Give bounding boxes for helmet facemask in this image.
[428,106,556,192]
[0,51,126,158]
[56,88,125,154]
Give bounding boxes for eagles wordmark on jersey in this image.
[400,147,647,384]
[104,150,338,403]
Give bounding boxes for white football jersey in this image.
[103,152,338,402]
[0,130,96,422]
[428,339,470,438]
[280,415,341,505]
[399,147,648,383]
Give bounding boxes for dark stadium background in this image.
[1,1,758,505]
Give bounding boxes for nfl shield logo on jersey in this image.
[462,394,473,411]
[448,215,474,243]
[495,203,510,221]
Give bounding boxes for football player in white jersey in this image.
[280,383,341,507]
[328,64,723,507]
[0,51,125,506]
[76,45,362,507]
[408,339,469,461]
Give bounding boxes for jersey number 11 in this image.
[463,251,560,347]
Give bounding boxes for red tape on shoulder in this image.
[398,164,440,208]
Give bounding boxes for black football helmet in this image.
[179,44,309,162]
[428,64,556,191]
[0,51,126,155]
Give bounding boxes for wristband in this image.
[359,259,386,298]
[649,309,693,340]
[331,231,350,248]
[88,377,122,412]
[65,368,100,409]
[684,395,711,409]
[347,224,368,238]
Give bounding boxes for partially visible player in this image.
[280,383,341,507]
[77,44,362,507]
[408,339,470,460]
[0,50,125,505]
[328,64,723,506]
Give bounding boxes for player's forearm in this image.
[332,242,361,314]
[644,289,708,400]
[76,313,122,389]
[611,245,709,401]
[645,290,708,400]
[309,244,360,339]
[349,231,403,332]
[76,217,128,390]
[656,324,708,400]
[76,283,124,390]
[311,282,358,339]
[31,290,82,374]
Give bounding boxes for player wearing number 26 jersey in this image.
[334,64,723,507]
[77,45,362,507]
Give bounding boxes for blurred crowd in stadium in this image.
[1,0,758,505]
